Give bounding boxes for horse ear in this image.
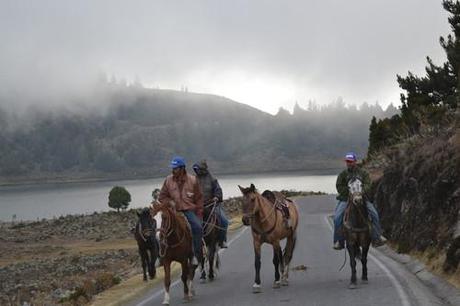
[238,185,245,194]
[250,183,256,192]
[137,211,141,217]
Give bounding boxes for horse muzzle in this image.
[242,215,251,226]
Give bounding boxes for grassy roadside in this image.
[388,243,460,290]
[89,216,243,306]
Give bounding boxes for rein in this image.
[157,207,186,257]
[202,201,226,237]
[344,196,370,233]
[249,195,278,237]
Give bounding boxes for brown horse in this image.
[150,201,197,305]
[342,177,371,289]
[239,184,299,293]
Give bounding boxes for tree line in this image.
[368,0,460,155]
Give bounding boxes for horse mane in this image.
[346,197,369,229]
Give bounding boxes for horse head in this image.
[238,184,259,226]
[137,207,157,240]
[348,177,364,207]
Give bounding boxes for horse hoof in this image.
[348,283,358,289]
[182,297,191,303]
[280,279,289,286]
[362,279,368,284]
[272,281,281,289]
[252,284,262,293]
[162,301,170,305]
[200,278,206,284]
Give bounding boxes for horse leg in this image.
[281,232,296,286]
[139,247,148,281]
[181,261,192,302]
[147,249,155,279]
[200,249,206,283]
[361,243,370,283]
[347,242,358,289]
[151,246,158,279]
[208,244,216,281]
[253,240,262,293]
[188,258,197,298]
[162,259,171,305]
[272,243,281,289]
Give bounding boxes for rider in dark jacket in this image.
[333,152,386,250]
[193,160,229,248]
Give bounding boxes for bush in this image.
[108,186,131,212]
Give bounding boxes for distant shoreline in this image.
[0,166,342,188]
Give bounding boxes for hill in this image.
[0,82,395,184]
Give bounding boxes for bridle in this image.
[152,203,186,258]
[243,193,278,237]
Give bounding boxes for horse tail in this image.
[283,229,297,264]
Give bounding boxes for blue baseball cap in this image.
[344,152,357,162]
[170,156,186,169]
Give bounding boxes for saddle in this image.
[262,190,292,227]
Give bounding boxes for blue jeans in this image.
[216,205,229,242]
[333,201,382,243]
[183,210,203,259]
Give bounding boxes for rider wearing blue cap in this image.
[333,152,386,250]
[158,156,204,265]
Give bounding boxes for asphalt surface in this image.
[130,195,447,306]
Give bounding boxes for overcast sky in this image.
[0,0,451,114]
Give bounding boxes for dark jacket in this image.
[196,172,223,204]
[336,166,371,201]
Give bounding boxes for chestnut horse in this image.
[239,184,299,293]
[150,201,197,305]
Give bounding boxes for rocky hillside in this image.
[367,119,460,283]
[364,0,460,286]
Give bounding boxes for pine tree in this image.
[397,1,460,116]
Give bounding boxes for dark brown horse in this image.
[200,200,221,283]
[134,208,159,281]
[239,184,299,293]
[342,178,371,289]
[150,201,197,305]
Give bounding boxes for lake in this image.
[0,171,339,222]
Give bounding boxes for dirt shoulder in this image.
[0,197,245,306]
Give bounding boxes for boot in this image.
[372,235,387,248]
[191,256,199,266]
[219,241,228,248]
[333,241,344,250]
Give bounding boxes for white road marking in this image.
[324,215,411,306]
[136,226,249,306]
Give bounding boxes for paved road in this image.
[131,195,446,306]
